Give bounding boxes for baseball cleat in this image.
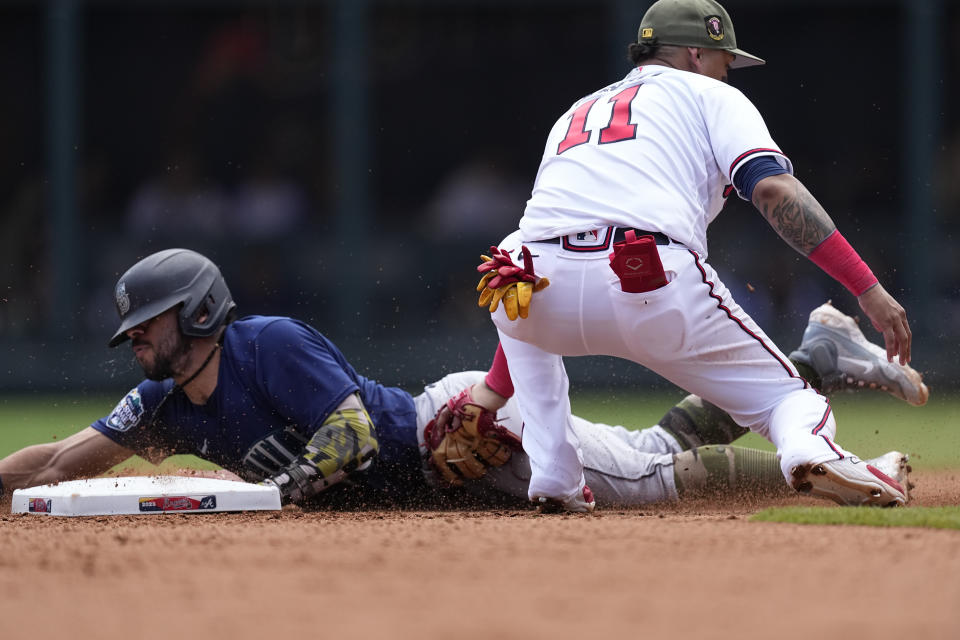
[533,485,596,514]
[790,302,929,406]
[865,451,914,501]
[789,455,908,507]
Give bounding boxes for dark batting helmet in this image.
[108,248,237,347]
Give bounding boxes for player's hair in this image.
[628,41,660,65]
[628,42,693,66]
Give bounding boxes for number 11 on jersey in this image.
[557,84,642,155]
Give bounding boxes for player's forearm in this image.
[264,393,379,503]
[0,428,132,492]
[751,173,836,255]
[0,442,70,491]
[752,173,881,298]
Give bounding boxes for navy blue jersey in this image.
[92,316,422,492]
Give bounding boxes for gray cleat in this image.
[790,302,929,406]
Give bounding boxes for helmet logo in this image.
[115,281,130,316]
[704,15,724,41]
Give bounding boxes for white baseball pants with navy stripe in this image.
[491,230,850,502]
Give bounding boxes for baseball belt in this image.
[532,227,672,253]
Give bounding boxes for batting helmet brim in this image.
[108,300,179,348]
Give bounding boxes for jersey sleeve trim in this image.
[729,148,792,178]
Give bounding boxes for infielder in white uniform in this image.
[476,0,915,511]
[417,303,923,507]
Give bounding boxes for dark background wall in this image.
[0,0,956,394]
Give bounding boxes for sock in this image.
[484,343,514,398]
[673,445,786,496]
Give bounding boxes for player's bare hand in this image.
[857,284,911,365]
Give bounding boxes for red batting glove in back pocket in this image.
[608,231,668,293]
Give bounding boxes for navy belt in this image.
[534,227,671,250]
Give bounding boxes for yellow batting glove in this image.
[475,247,549,320]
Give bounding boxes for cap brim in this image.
[729,49,765,68]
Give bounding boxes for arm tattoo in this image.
[756,182,835,255]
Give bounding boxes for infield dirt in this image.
[2,470,958,640]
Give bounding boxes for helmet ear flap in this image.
[177,265,236,338]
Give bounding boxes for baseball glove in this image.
[477,245,550,320]
[423,388,523,485]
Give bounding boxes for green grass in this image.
[1,386,957,475]
[574,388,960,529]
[571,389,960,470]
[751,505,960,529]
[0,394,216,471]
[0,394,116,452]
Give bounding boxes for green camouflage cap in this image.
[638,0,764,69]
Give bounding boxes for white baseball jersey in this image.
[519,65,793,257]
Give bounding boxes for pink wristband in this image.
[484,343,515,398]
[807,230,878,296]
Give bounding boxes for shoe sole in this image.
[790,460,906,507]
[532,493,596,514]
